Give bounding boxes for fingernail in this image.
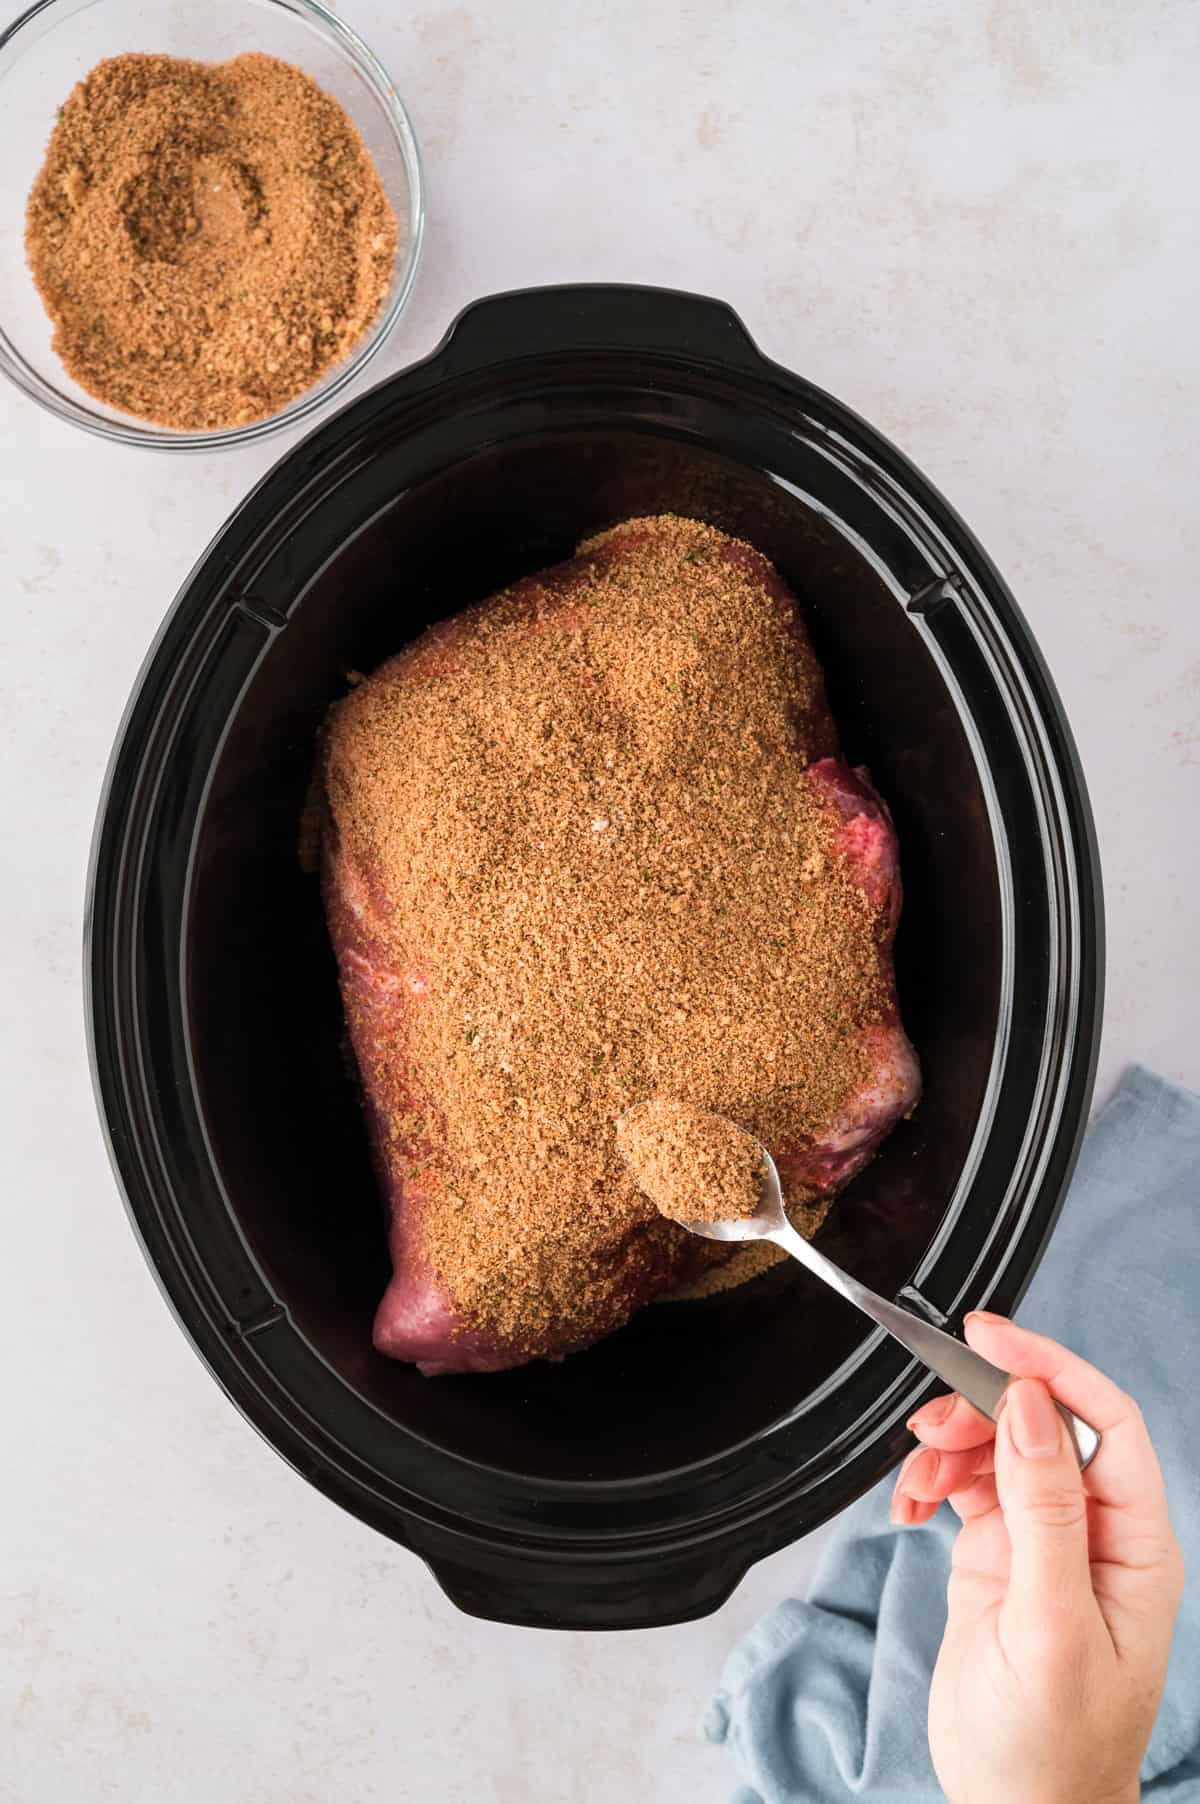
[908,1394,955,1432]
[965,1309,1006,1326]
[890,1490,916,1527]
[893,1447,938,1506]
[1007,1380,1061,1459]
[896,1447,921,1485]
[907,1449,938,1495]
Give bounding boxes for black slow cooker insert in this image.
[87,286,1102,1628]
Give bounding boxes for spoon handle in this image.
[770,1222,1101,1469]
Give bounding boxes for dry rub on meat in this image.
[318,515,920,1373]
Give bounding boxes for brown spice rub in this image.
[617,1101,767,1224]
[323,515,890,1355]
[25,53,397,429]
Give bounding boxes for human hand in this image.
[891,1313,1183,1804]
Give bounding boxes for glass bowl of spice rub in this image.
[0,0,423,448]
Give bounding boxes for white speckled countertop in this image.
[2,3,1198,1798]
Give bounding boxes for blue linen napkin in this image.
[706,1067,1200,1801]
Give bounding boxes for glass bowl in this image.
[0,0,424,450]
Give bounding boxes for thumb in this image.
[996,1378,1093,1621]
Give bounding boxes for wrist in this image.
[1096,1784,1141,1804]
[1050,1788,1139,1804]
[996,1788,1139,1804]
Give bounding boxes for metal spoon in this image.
[682,1147,1101,1469]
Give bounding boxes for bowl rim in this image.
[0,0,425,450]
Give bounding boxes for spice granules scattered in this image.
[323,516,889,1354]
[616,1101,768,1225]
[25,53,397,429]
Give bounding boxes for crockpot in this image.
[86,285,1102,1629]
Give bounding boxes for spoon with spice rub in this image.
[616,1100,1100,1468]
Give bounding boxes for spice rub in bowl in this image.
[25,52,397,430]
[317,515,921,1374]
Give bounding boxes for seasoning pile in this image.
[616,1101,768,1225]
[322,514,912,1369]
[25,52,397,430]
